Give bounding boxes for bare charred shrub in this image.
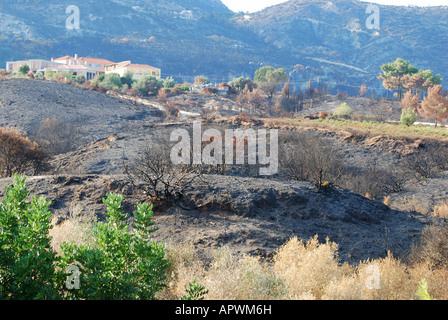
[279,131,408,197]
[409,223,448,269]
[0,127,49,177]
[157,88,168,103]
[200,107,221,123]
[341,162,409,200]
[35,118,81,155]
[125,137,202,209]
[404,144,448,180]
[164,100,180,118]
[279,132,346,190]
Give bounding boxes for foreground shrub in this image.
[0,175,59,299]
[57,193,170,300]
[0,175,169,300]
[203,247,287,300]
[274,236,352,299]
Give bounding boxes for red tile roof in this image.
[126,63,159,69]
[54,56,115,65]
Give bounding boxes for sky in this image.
[221,0,448,13]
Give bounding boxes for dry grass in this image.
[49,212,448,300]
[49,204,96,255]
[396,195,430,215]
[263,117,448,142]
[159,242,206,300]
[203,247,287,300]
[432,201,448,219]
[162,234,448,300]
[273,236,353,299]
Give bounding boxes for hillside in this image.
[0,78,162,148]
[0,78,444,265]
[1,0,448,94]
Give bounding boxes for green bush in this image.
[0,175,170,300]
[163,76,176,89]
[334,102,352,118]
[57,193,170,300]
[0,175,59,299]
[181,280,209,300]
[120,71,134,87]
[400,108,418,126]
[19,64,30,75]
[132,76,163,96]
[101,73,123,90]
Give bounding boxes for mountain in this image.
[239,0,448,94]
[0,0,448,94]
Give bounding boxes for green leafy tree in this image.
[19,64,30,75]
[230,77,257,92]
[132,76,163,96]
[378,58,418,99]
[163,76,176,88]
[57,193,170,300]
[254,66,288,99]
[120,71,134,88]
[194,76,210,86]
[0,175,59,300]
[101,73,123,90]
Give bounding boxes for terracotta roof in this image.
[49,65,99,72]
[126,63,159,69]
[53,56,115,65]
[54,56,74,60]
[78,57,115,65]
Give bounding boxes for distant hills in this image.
[1,0,447,95]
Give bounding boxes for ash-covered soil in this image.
[0,78,162,144]
[0,78,444,265]
[0,174,435,264]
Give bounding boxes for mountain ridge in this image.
[0,0,447,94]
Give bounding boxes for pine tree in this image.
[281,78,290,98]
[359,84,368,97]
[401,91,419,111]
[418,85,448,128]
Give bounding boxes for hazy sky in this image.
[221,0,448,13]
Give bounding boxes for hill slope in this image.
[1,0,448,93]
[0,78,161,146]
